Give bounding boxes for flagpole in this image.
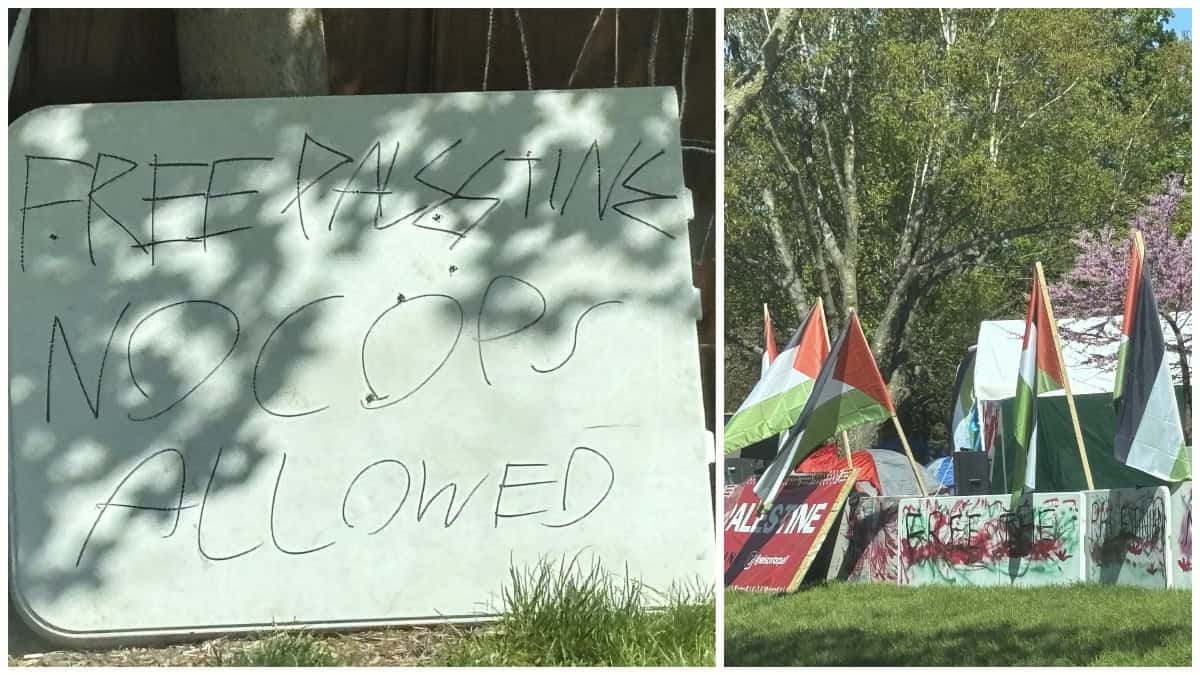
[999,406,1009,491]
[1035,262,1095,491]
[891,415,928,496]
[837,310,857,471]
[836,430,858,505]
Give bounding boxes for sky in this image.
[1166,8,1191,36]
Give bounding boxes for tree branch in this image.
[760,106,847,271]
[1017,76,1080,129]
[725,8,799,140]
[762,186,810,312]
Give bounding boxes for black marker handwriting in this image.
[361,293,464,409]
[476,275,547,386]
[253,295,344,418]
[76,448,191,567]
[198,446,263,561]
[46,303,131,423]
[531,300,624,374]
[126,300,240,422]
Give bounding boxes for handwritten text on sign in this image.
[724,471,857,592]
[8,88,711,643]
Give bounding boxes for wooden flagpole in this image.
[1035,262,1095,491]
[833,315,858,510]
[1132,229,1146,271]
[891,415,928,496]
[837,431,857,499]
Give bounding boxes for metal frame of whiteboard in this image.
[9,87,711,644]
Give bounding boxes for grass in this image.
[212,631,338,667]
[9,559,712,667]
[726,582,1191,667]
[433,556,715,666]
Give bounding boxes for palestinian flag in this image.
[1010,267,1067,498]
[725,299,830,454]
[1113,233,1191,482]
[754,310,895,508]
[761,304,779,378]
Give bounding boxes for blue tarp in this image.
[926,456,955,489]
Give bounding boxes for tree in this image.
[725,8,1191,445]
[724,9,799,141]
[1050,175,1192,434]
[176,9,330,98]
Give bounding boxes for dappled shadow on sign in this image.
[9,87,703,640]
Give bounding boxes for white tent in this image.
[968,312,1190,491]
[973,312,1191,402]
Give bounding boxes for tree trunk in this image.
[762,187,810,314]
[724,9,797,140]
[1164,313,1192,444]
[176,9,329,98]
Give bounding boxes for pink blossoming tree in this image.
[1050,175,1191,434]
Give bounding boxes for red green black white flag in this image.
[1010,267,1069,498]
[753,310,894,508]
[761,304,779,378]
[725,299,831,454]
[1113,232,1191,482]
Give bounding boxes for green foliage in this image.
[726,584,1192,666]
[217,631,339,667]
[725,8,1191,448]
[899,269,1022,436]
[435,556,715,666]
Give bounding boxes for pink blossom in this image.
[1050,176,1191,370]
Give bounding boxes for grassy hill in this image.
[725,583,1191,667]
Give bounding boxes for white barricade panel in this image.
[897,492,1083,586]
[1084,487,1171,589]
[8,88,711,643]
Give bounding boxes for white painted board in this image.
[8,88,712,644]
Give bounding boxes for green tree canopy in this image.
[726,8,1191,449]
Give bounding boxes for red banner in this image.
[723,470,858,592]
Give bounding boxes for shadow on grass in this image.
[726,622,1188,667]
[724,584,1191,667]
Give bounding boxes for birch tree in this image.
[725,8,1190,441]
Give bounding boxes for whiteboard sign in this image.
[8,88,711,644]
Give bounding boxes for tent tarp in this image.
[797,445,882,494]
[972,313,1190,492]
[926,456,955,488]
[973,313,1190,402]
[792,445,939,497]
[990,390,1191,492]
[866,448,940,497]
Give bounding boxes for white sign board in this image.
[8,88,712,644]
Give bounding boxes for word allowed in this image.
[77,444,615,567]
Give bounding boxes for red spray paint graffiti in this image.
[840,496,898,583]
[1178,491,1192,573]
[902,498,1072,568]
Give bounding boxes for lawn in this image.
[725,583,1191,667]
